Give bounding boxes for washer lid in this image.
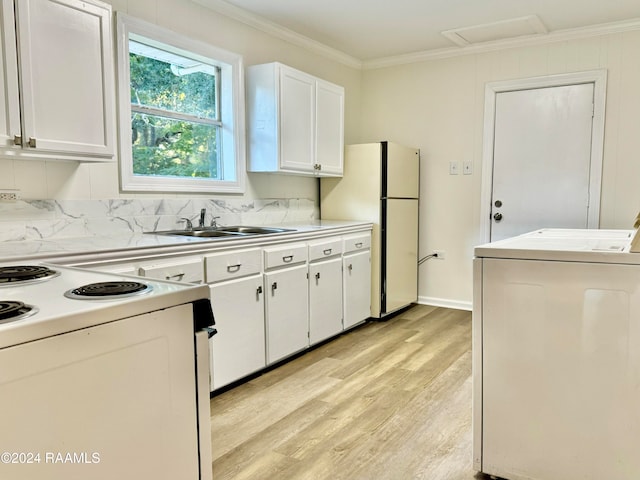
[474,229,635,263]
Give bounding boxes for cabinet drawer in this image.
[264,243,308,269]
[204,249,262,283]
[138,257,204,283]
[343,233,371,253]
[308,237,342,261]
[90,263,138,276]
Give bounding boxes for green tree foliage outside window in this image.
[129,51,220,179]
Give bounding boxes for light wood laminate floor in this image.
[210,305,489,480]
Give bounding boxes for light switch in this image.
[449,161,460,175]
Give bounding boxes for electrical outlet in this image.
[449,162,459,175]
[0,189,20,201]
[434,250,446,260]
[463,161,473,175]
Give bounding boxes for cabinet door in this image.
[209,275,265,390]
[309,257,343,344]
[264,264,309,364]
[279,65,315,173]
[343,250,371,329]
[15,0,114,158]
[315,79,344,176]
[0,0,21,152]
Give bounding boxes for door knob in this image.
[493,212,503,221]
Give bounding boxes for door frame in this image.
[479,70,607,243]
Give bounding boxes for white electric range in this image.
[473,228,640,480]
[0,264,214,480]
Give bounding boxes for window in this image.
[116,14,245,193]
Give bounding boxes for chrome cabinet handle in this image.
[271,282,278,294]
[227,264,241,273]
[13,135,22,146]
[256,285,263,300]
[166,273,185,281]
[28,137,36,148]
[355,242,363,248]
[348,264,353,272]
[323,248,332,256]
[315,272,321,283]
[282,255,293,263]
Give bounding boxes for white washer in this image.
[473,229,640,480]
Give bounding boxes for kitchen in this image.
[2,0,640,479]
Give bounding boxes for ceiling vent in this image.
[442,15,548,47]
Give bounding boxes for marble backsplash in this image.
[0,198,318,242]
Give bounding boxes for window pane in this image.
[129,45,217,120]
[131,113,219,179]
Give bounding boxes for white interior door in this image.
[490,83,595,241]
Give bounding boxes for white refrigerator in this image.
[321,141,420,318]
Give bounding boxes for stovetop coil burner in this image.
[0,300,38,323]
[64,281,152,300]
[0,265,59,285]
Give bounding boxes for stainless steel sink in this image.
[148,225,295,238]
[150,229,243,238]
[218,226,295,235]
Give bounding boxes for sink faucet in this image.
[199,208,206,228]
[180,217,194,230]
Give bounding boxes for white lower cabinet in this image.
[343,233,372,329]
[204,248,265,391]
[208,275,265,390]
[263,242,309,364]
[308,236,343,344]
[264,264,309,364]
[309,258,343,343]
[343,250,371,329]
[70,229,372,392]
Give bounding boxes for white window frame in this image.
[115,13,246,193]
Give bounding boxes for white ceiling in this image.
[194,0,640,65]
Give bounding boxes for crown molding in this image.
[363,17,640,69]
[191,0,362,69]
[190,1,640,72]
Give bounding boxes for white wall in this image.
[360,31,640,308]
[0,0,362,203]
[4,0,640,308]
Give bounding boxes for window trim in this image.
[115,13,246,193]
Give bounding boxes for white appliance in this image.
[321,141,419,318]
[473,229,640,480]
[0,264,214,480]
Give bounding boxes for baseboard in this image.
[417,296,473,311]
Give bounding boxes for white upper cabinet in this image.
[0,0,115,161]
[315,79,344,176]
[0,0,21,152]
[246,62,344,177]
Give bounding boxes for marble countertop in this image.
[0,220,373,265]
